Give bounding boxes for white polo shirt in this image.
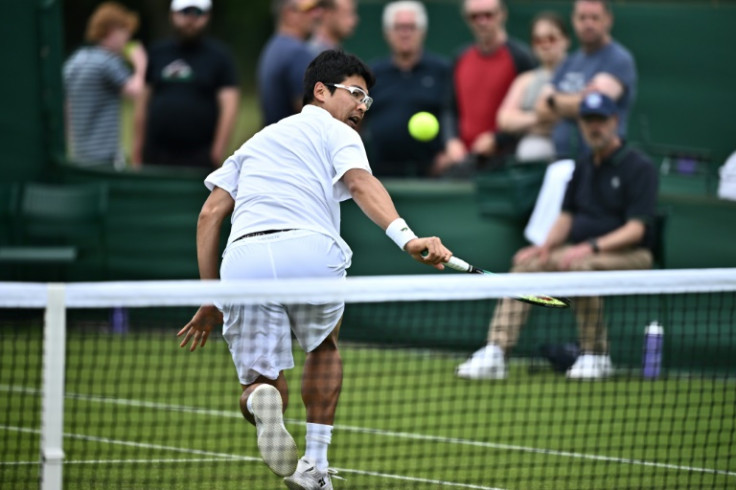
[205,104,372,261]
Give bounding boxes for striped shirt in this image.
[63,46,131,166]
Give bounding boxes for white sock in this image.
[305,422,332,471]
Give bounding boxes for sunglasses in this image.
[178,7,207,17]
[532,34,561,46]
[466,10,498,22]
[325,83,373,110]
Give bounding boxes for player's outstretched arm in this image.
[342,169,452,268]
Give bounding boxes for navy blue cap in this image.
[579,92,617,118]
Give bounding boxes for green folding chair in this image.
[0,182,108,281]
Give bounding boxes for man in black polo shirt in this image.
[456,92,658,380]
[133,0,240,169]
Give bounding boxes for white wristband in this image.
[385,218,418,250]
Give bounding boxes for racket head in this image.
[476,268,571,309]
[514,294,571,309]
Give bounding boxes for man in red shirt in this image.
[441,0,536,175]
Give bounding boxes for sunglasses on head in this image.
[178,7,206,17]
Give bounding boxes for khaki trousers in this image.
[488,246,653,354]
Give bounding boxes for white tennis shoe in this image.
[250,384,298,477]
[456,344,507,380]
[566,354,613,379]
[283,457,342,490]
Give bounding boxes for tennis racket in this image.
[442,255,571,308]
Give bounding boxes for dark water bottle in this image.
[642,321,663,379]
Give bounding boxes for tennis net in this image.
[1,269,735,489]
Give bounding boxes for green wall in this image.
[55,168,736,281]
[0,0,65,181]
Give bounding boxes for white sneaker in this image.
[566,354,614,379]
[250,384,298,477]
[456,344,507,379]
[283,457,342,489]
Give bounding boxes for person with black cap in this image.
[132,0,240,169]
[456,92,658,381]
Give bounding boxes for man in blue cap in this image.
[456,92,658,380]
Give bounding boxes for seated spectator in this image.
[456,93,658,380]
[497,12,569,163]
[361,1,451,177]
[440,0,536,175]
[64,2,147,168]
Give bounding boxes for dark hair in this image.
[302,50,376,106]
[531,11,569,40]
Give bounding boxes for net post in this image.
[40,283,66,490]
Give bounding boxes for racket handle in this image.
[444,255,473,273]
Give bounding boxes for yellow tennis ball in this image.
[408,112,439,142]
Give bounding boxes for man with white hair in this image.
[361,1,451,177]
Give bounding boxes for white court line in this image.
[0,425,501,490]
[1,458,237,466]
[2,384,735,478]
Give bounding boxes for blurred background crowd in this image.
[58,0,736,184]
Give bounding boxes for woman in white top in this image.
[497,11,570,162]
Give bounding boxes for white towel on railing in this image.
[524,159,575,246]
[718,151,736,201]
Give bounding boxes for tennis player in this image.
[178,49,452,489]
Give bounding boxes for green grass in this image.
[1,329,734,489]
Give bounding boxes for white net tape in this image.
[1,268,735,308]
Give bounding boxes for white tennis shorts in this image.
[219,230,348,385]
